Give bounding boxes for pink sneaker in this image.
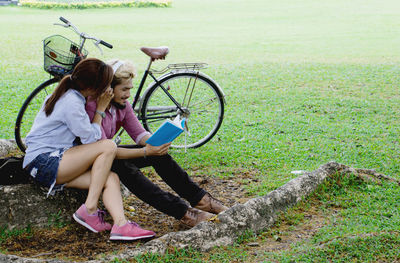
[110,221,155,241]
[73,204,112,233]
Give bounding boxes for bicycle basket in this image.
[43,35,88,76]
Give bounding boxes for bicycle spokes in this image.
[141,72,224,148]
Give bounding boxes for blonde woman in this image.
[85,59,228,228]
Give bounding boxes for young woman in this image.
[23,58,155,241]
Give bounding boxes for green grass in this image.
[119,246,250,263]
[0,225,33,248]
[1,0,400,261]
[259,174,400,262]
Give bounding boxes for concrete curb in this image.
[0,139,18,157]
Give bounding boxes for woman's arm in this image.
[64,89,113,144]
[64,98,102,144]
[92,88,114,126]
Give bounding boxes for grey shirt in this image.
[23,89,101,167]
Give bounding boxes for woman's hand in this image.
[145,142,171,156]
[97,87,114,112]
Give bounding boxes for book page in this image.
[171,115,183,129]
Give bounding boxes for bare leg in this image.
[56,139,117,214]
[67,171,127,226]
[102,172,126,226]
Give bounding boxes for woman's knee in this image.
[97,139,117,156]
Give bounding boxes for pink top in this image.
[85,100,150,143]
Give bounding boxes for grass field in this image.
[1,0,400,261]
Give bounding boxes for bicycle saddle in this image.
[140,46,169,60]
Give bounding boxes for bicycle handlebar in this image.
[99,40,113,49]
[58,16,113,49]
[59,16,69,25]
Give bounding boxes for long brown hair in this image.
[44,58,113,116]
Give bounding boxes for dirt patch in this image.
[238,199,338,263]
[1,170,252,261]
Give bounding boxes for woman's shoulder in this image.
[53,90,85,114]
[61,89,86,104]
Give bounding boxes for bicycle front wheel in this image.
[140,72,224,148]
[15,78,60,152]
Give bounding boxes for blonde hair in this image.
[107,59,136,88]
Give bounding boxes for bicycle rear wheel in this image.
[140,72,224,148]
[15,78,60,152]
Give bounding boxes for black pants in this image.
[111,145,206,220]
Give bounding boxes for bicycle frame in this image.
[78,37,87,55]
[131,58,186,117]
[114,58,204,141]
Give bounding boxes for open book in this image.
[145,116,186,146]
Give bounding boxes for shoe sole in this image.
[110,234,155,241]
[73,213,99,233]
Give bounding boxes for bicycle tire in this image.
[15,78,60,152]
[140,72,224,148]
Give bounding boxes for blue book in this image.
[145,116,186,146]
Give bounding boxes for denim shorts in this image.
[25,148,67,196]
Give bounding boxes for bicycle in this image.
[15,17,225,153]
